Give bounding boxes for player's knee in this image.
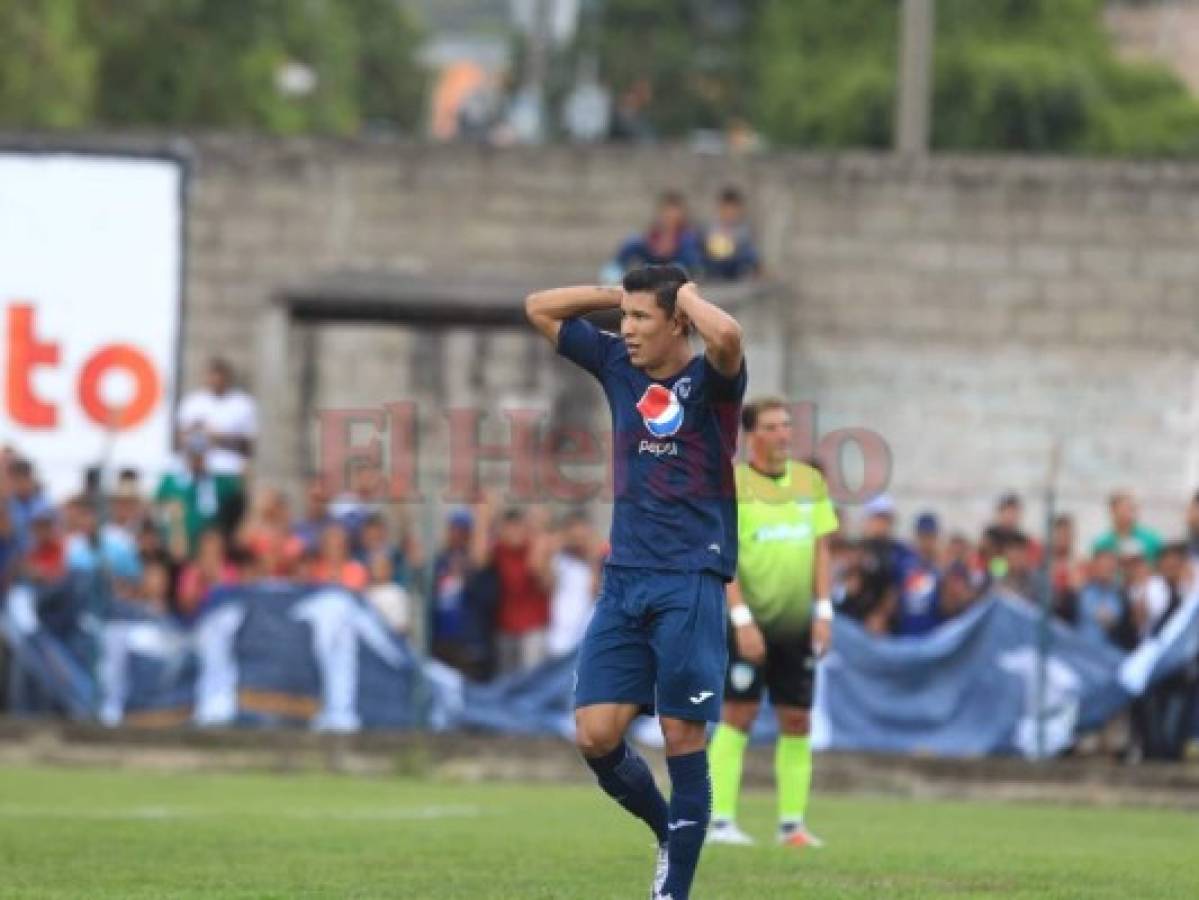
[723,703,759,733]
[660,718,707,756]
[574,715,621,758]
[777,707,811,736]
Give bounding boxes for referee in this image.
[707,397,837,849]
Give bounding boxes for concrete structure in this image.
[2,132,1196,544]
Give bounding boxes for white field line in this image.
[0,804,482,822]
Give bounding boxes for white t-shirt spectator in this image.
[177,388,258,475]
[546,552,595,657]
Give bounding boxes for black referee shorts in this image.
[723,623,815,710]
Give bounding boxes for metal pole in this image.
[896,0,935,156]
[1035,440,1062,760]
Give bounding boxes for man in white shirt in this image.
[176,358,258,478]
[546,511,600,658]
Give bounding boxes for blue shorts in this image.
[574,564,728,723]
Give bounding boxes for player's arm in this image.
[727,579,766,665]
[811,534,835,657]
[675,281,743,378]
[524,285,623,345]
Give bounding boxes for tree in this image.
[752,0,1199,156]
[0,0,96,129]
[594,0,761,138]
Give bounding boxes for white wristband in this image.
[814,598,834,622]
[729,604,755,628]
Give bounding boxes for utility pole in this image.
[895,0,935,156]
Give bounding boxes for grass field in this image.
[0,765,1194,899]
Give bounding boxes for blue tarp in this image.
[3,582,1197,757]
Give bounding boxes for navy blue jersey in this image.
[557,317,747,580]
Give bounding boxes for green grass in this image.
[0,765,1194,898]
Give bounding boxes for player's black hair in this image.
[622,264,689,321]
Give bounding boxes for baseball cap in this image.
[915,512,939,535]
[448,508,473,529]
[863,494,896,518]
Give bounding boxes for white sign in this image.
[0,152,184,499]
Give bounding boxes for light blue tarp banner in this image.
[3,582,1197,756]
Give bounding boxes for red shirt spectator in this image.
[494,541,550,634]
[176,528,239,617]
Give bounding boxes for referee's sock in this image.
[776,734,812,826]
[584,741,669,845]
[662,750,711,900]
[708,723,749,823]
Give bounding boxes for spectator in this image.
[176,528,239,618]
[7,457,50,549]
[1184,491,1199,568]
[701,186,762,281]
[859,493,916,592]
[894,512,943,637]
[133,555,173,616]
[238,487,304,577]
[357,511,421,591]
[293,475,334,555]
[545,511,599,658]
[0,502,21,592]
[1133,543,1197,761]
[1093,490,1163,563]
[176,357,258,484]
[940,562,978,620]
[1122,541,1170,640]
[474,498,551,674]
[330,467,388,549]
[1050,513,1084,623]
[64,497,142,590]
[109,470,146,543]
[998,531,1043,603]
[610,77,655,142]
[992,493,1043,566]
[155,433,242,559]
[1076,549,1126,648]
[611,191,702,275]
[309,521,368,592]
[431,507,497,679]
[363,552,411,636]
[23,508,64,586]
[840,538,898,636]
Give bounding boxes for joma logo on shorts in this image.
[638,440,679,457]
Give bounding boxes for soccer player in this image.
[707,397,837,849]
[526,265,746,900]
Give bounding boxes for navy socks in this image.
[662,750,711,899]
[584,741,670,845]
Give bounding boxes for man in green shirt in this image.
[1092,490,1163,563]
[154,433,242,558]
[707,397,838,850]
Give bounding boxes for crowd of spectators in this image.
[0,354,1195,759]
[831,487,1199,761]
[606,188,762,284]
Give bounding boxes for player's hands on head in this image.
[735,620,767,666]
[676,281,700,304]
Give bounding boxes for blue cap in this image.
[915,512,939,535]
[448,508,474,529]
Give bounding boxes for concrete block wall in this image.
[4,133,1193,544]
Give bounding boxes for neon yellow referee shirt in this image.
[735,460,839,635]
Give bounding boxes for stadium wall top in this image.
[2,131,1196,539]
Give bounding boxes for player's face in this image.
[748,407,791,466]
[620,291,683,369]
